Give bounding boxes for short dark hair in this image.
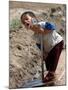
[21,11,36,23]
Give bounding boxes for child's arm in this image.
[30,24,52,34]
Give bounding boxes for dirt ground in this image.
[9,1,66,88]
[55,49,66,86]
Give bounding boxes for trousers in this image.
[44,40,64,72]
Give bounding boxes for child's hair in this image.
[21,11,37,23]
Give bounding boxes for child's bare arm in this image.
[30,24,52,34]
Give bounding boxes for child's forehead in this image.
[23,14,30,19]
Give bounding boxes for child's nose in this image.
[24,21,29,27]
[25,20,29,23]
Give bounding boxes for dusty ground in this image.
[9,1,66,89]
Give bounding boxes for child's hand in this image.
[30,24,44,34]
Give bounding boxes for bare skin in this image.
[21,14,52,34]
[30,24,52,34]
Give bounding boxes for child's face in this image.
[21,14,32,29]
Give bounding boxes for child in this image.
[20,11,63,83]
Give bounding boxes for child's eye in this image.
[25,18,28,20]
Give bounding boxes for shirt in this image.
[33,21,63,52]
[38,21,56,30]
[43,30,63,52]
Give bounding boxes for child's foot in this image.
[43,72,55,83]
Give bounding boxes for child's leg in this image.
[43,40,63,82]
[45,40,63,72]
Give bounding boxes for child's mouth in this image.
[26,23,30,29]
[27,23,29,26]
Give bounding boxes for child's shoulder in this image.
[38,21,46,29]
[38,21,56,30]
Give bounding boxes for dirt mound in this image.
[9,26,43,88]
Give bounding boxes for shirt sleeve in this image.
[45,22,56,30]
[38,21,56,30]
